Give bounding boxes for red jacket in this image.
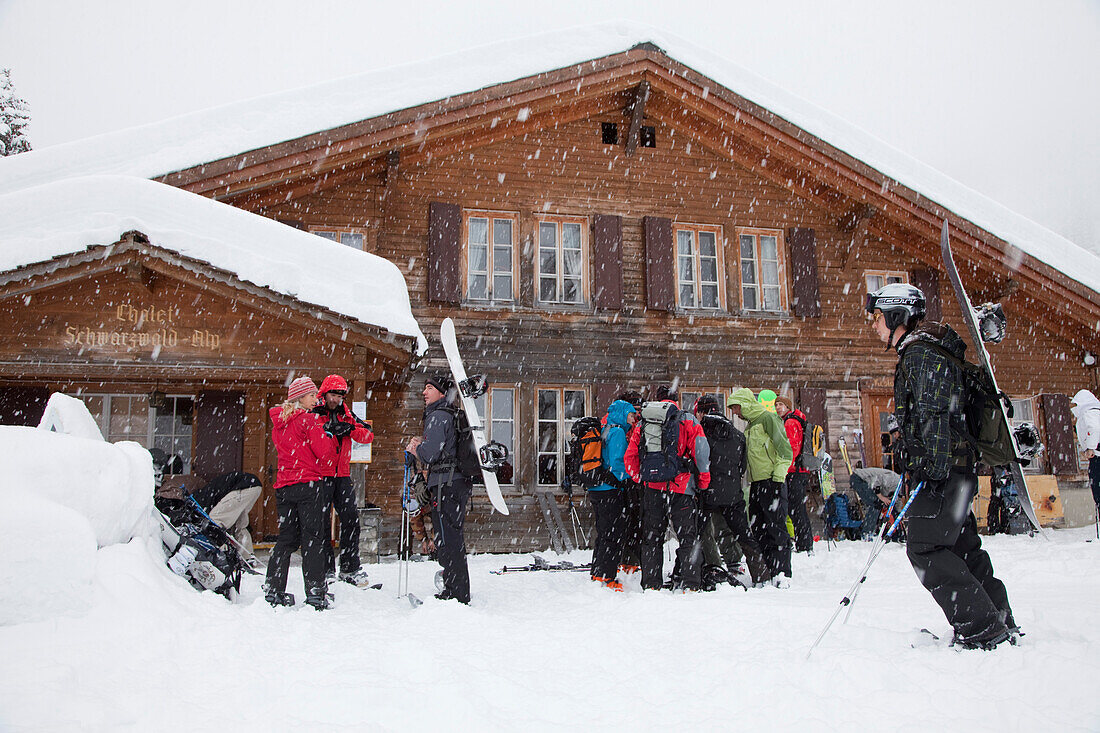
[318,402,374,478]
[270,406,333,488]
[783,409,810,474]
[623,401,711,494]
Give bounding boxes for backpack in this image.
[637,401,686,483]
[442,405,484,483]
[914,342,1017,468]
[567,416,605,488]
[784,413,825,471]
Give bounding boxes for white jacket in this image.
[1070,389,1100,453]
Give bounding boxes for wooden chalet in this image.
[3,42,1098,549]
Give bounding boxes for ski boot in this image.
[592,576,624,592]
[264,590,295,608]
[951,620,1017,650]
[338,568,372,588]
[305,594,332,611]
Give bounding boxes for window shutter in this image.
[787,228,821,318]
[797,387,828,447]
[1040,393,1078,474]
[194,391,245,480]
[428,202,461,304]
[643,216,674,311]
[909,268,942,322]
[592,214,623,310]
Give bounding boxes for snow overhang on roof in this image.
[0,175,428,355]
[0,21,1096,299]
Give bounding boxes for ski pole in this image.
[842,475,906,624]
[807,480,924,659]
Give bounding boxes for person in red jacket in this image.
[313,374,375,587]
[263,376,336,610]
[775,395,814,554]
[623,385,711,591]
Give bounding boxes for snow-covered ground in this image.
[2,529,1098,731]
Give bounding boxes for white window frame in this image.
[536,215,589,306]
[679,387,731,414]
[463,210,518,304]
[864,270,909,293]
[674,224,725,311]
[474,386,516,487]
[738,227,787,313]
[536,386,588,488]
[311,228,367,250]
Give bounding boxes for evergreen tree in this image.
[0,68,32,156]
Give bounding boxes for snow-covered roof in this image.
[0,21,1097,295]
[0,176,427,354]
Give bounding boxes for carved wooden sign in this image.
[62,303,222,352]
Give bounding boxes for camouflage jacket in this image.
[893,321,970,482]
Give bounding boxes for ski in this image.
[491,555,592,574]
[939,220,1044,535]
[440,317,509,515]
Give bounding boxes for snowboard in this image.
[939,220,1043,534]
[440,317,510,515]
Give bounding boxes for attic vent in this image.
[640,125,656,148]
[601,122,619,145]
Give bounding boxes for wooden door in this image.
[860,389,895,470]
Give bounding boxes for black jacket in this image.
[698,413,747,507]
[415,397,460,488]
[893,321,971,483]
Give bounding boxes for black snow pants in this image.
[265,480,332,600]
[906,468,1013,639]
[323,476,362,574]
[620,483,645,568]
[641,487,701,590]
[432,476,472,604]
[786,471,814,553]
[588,489,627,581]
[708,500,768,584]
[749,479,791,580]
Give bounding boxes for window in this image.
[536,387,587,487]
[675,225,723,310]
[738,228,786,312]
[537,216,588,306]
[865,270,908,293]
[679,389,728,413]
[474,387,516,485]
[312,230,365,250]
[83,394,194,473]
[464,211,517,303]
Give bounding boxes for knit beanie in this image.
[287,376,319,402]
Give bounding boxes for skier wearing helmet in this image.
[866,282,1018,649]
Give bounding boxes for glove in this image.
[325,418,353,438]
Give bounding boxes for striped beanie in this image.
[287,376,319,402]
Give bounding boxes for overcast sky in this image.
[1,0,1097,253]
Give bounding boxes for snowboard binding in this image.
[459,374,488,399]
[973,302,1007,343]
[479,440,509,471]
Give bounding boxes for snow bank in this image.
[0,491,97,625]
[0,21,1096,293]
[37,391,105,441]
[0,426,154,547]
[0,176,428,354]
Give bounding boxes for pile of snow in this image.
[0,21,1096,294]
[0,175,428,354]
[0,530,1098,728]
[0,395,157,624]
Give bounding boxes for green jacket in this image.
[728,388,793,483]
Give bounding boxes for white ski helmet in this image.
[866,283,926,331]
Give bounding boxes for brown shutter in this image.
[643,216,674,311]
[595,383,621,416]
[592,214,623,310]
[910,268,942,322]
[797,387,829,446]
[788,228,821,318]
[428,202,461,304]
[193,391,245,480]
[1040,393,1078,474]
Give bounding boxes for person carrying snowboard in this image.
[405,373,471,604]
[867,282,1018,649]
